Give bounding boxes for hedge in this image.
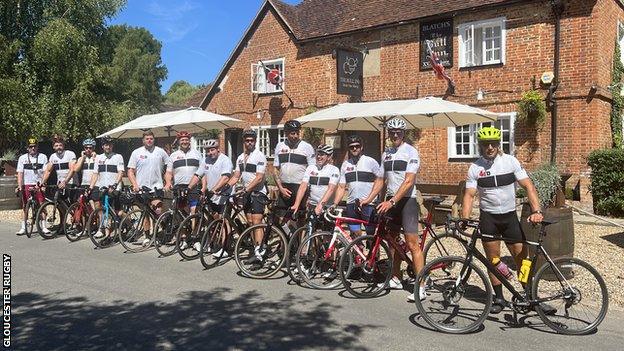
[587,149,624,217]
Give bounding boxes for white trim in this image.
[251,57,285,94]
[250,124,286,158]
[447,112,516,159]
[458,17,506,68]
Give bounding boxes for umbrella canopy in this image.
[295,97,499,131]
[98,107,242,139]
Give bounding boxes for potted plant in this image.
[0,149,18,176]
[517,90,547,126]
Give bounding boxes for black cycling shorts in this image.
[386,196,420,234]
[479,211,525,243]
[243,192,267,215]
[90,188,121,211]
[276,183,301,216]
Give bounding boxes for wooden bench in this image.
[417,181,466,225]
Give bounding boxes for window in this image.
[253,125,286,158]
[458,17,506,67]
[618,21,624,65]
[251,58,285,94]
[447,113,515,158]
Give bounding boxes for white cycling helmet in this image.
[316,144,334,156]
[202,139,219,148]
[386,118,407,130]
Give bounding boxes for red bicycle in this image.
[63,187,94,242]
[338,198,466,298]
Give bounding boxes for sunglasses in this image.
[316,152,329,157]
[479,141,500,148]
[84,146,94,149]
[28,145,37,148]
[244,139,256,143]
[348,144,362,150]
[389,130,404,136]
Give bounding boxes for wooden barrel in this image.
[0,175,21,210]
[520,203,574,280]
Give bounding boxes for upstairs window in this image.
[251,58,285,94]
[458,17,506,67]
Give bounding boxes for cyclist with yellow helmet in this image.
[461,126,544,314]
[15,137,48,235]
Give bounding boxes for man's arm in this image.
[361,177,384,205]
[16,172,23,190]
[127,168,139,191]
[245,172,264,193]
[333,183,347,206]
[41,162,53,186]
[461,188,478,219]
[318,184,337,209]
[227,170,241,188]
[517,178,544,223]
[291,182,308,211]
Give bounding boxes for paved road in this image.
[2,222,623,350]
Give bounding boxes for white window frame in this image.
[458,17,506,68]
[618,21,624,65]
[252,124,286,158]
[251,58,285,94]
[447,112,516,159]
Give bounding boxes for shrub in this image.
[528,163,561,207]
[588,149,624,217]
[517,90,547,126]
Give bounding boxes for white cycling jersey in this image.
[339,155,382,204]
[235,149,267,194]
[127,146,169,190]
[203,153,233,204]
[16,153,48,186]
[466,153,528,214]
[303,164,340,206]
[48,150,77,185]
[94,153,125,188]
[79,154,97,186]
[273,140,315,185]
[167,148,204,185]
[380,142,420,198]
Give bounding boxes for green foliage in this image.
[303,128,324,147]
[0,148,17,161]
[528,163,561,207]
[610,40,624,148]
[517,90,547,126]
[164,80,200,106]
[588,149,624,217]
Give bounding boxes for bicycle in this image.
[414,218,609,335]
[338,209,466,298]
[36,185,72,239]
[63,187,94,242]
[118,187,164,253]
[153,187,191,257]
[86,186,137,249]
[16,183,46,238]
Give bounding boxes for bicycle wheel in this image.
[339,235,393,298]
[285,226,309,284]
[297,232,349,290]
[64,202,87,242]
[414,256,492,334]
[423,232,467,263]
[176,212,208,260]
[532,257,609,335]
[234,224,287,279]
[119,209,153,253]
[36,201,63,239]
[87,208,118,249]
[25,201,37,238]
[200,217,240,269]
[154,210,183,257]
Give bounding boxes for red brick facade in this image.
[203,0,624,201]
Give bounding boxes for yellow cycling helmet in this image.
[477,126,501,141]
[27,137,38,146]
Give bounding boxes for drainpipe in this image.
[550,0,565,164]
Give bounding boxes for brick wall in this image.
[206,0,624,201]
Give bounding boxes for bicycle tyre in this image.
[118,209,153,253]
[414,256,492,334]
[234,224,288,279]
[532,257,609,335]
[297,231,349,290]
[423,232,467,263]
[63,202,87,242]
[86,207,117,249]
[154,210,183,257]
[339,235,393,298]
[36,200,64,239]
[199,217,239,269]
[175,212,207,260]
[25,201,37,238]
[285,226,310,284]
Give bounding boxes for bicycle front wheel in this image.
[36,201,63,239]
[25,201,37,238]
[423,232,467,263]
[119,209,154,253]
[532,257,609,335]
[63,202,88,242]
[154,210,184,257]
[176,213,208,260]
[414,256,492,334]
[234,224,287,279]
[285,226,309,284]
[339,235,393,298]
[87,208,117,249]
[297,232,349,290]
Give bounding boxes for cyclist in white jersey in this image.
[42,136,77,201]
[128,131,171,212]
[74,138,97,190]
[462,126,544,314]
[15,137,48,235]
[291,144,340,216]
[367,118,425,302]
[332,135,383,236]
[89,137,125,239]
[227,130,268,263]
[201,139,233,258]
[273,120,315,217]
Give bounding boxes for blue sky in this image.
[111,0,300,93]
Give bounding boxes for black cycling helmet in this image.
[284,120,302,132]
[101,136,114,145]
[347,135,363,146]
[242,129,257,140]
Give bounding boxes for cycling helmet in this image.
[27,137,38,146]
[477,126,502,141]
[202,139,219,148]
[386,118,407,130]
[316,144,334,156]
[242,129,257,139]
[101,136,114,145]
[284,120,302,132]
[176,131,192,139]
[82,138,96,147]
[346,135,363,146]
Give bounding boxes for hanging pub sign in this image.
[419,18,453,70]
[336,49,363,96]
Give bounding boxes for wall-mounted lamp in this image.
[476,88,484,101]
[256,109,263,120]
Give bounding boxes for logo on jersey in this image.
[310,171,318,176]
[346,166,354,171]
[139,155,147,160]
[478,169,491,177]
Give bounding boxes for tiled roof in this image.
[271,0,521,41]
[185,84,212,108]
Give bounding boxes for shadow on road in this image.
[602,231,624,249]
[12,288,377,350]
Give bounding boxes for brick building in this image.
[199,0,624,200]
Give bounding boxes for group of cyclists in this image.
[14,118,546,315]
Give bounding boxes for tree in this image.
[164,80,200,106]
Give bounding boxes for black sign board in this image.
[336,49,363,96]
[419,18,453,70]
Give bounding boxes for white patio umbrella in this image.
[295,97,499,131]
[98,107,242,139]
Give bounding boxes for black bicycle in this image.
[86,186,137,249]
[154,187,192,257]
[17,184,46,238]
[36,185,72,239]
[414,218,609,335]
[118,187,164,253]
